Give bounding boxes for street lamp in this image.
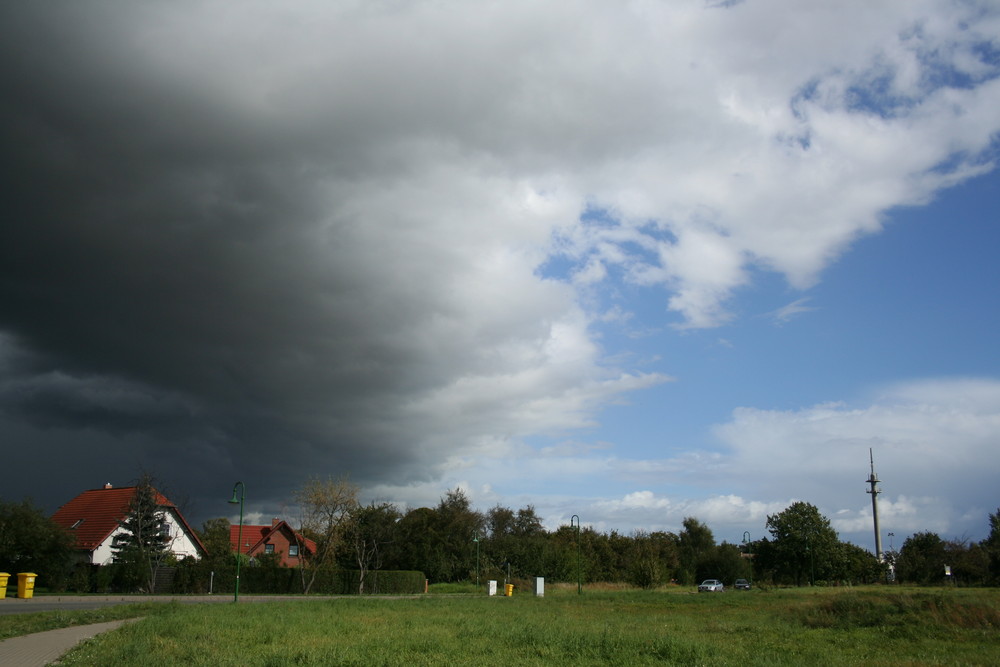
[228,481,245,603]
[472,532,480,587]
[570,515,581,595]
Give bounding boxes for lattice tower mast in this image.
[866,448,883,561]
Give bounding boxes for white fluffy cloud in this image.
[711,377,1000,541]
[88,0,1000,329]
[387,377,1000,545]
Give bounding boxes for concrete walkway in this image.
[0,618,138,666]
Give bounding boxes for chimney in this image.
[272,517,281,527]
[104,483,113,489]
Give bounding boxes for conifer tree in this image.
[111,474,170,592]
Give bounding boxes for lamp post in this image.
[570,515,581,595]
[228,481,245,603]
[473,531,480,587]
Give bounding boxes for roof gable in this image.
[230,521,316,555]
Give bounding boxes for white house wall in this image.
[162,507,202,560]
[91,526,126,565]
[90,508,202,564]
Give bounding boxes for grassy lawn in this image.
[12,586,1000,666]
[0,602,166,642]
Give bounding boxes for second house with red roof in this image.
[230,518,316,567]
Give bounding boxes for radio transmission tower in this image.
[866,448,883,560]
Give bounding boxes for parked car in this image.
[698,579,724,592]
[734,578,751,590]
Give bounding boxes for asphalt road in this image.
[0,594,340,615]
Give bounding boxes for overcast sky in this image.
[2,1,999,551]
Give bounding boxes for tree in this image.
[831,541,885,584]
[983,508,1000,584]
[514,506,546,537]
[386,506,439,577]
[486,505,516,539]
[431,489,484,582]
[697,542,749,586]
[345,501,400,594]
[0,499,75,589]
[947,539,989,586]
[111,474,172,593]
[385,490,484,583]
[627,530,679,588]
[197,517,232,560]
[896,532,947,584]
[294,476,359,593]
[484,504,548,582]
[677,517,715,585]
[765,502,838,586]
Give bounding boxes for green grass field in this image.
[13,586,1000,666]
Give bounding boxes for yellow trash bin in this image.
[0,573,9,599]
[17,573,37,599]
[505,583,514,597]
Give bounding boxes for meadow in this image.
[13,585,1000,666]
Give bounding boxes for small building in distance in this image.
[51,483,206,565]
[230,518,316,567]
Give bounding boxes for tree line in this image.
[2,476,1000,592]
[195,481,1000,591]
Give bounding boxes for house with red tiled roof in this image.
[230,518,316,567]
[51,483,206,565]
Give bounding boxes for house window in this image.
[71,519,85,529]
[289,545,299,557]
[265,544,275,554]
[160,522,171,538]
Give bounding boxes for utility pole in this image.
[866,449,883,561]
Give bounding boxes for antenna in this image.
[866,448,883,560]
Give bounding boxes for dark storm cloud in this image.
[0,2,650,522]
[0,4,438,517]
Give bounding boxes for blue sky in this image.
[575,170,1000,544]
[1,0,999,552]
[369,164,1000,548]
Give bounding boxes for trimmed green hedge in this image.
[233,567,425,595]
[228,567,426,595]
[71,558,425,595]
[173,559,424,595]
[333,569,426,595]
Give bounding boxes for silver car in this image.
[698,579,724,592]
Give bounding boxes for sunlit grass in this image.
[20,587,1000,666]
[0,603,163,641]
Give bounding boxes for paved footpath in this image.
[0,618,139,666]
